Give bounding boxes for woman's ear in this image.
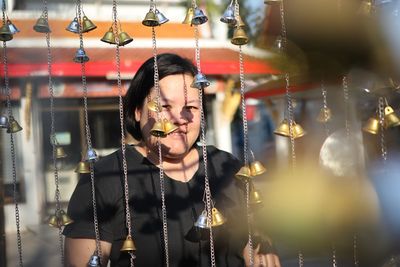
[134,107,141,123]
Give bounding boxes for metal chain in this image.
[285,73,296,169]
[1,0,5,23]
[378,97,387,163]
[3,37,24,267]
[194,26,202,73]
[343,76,350,139]
[76,0,102,259]
[332,244,337,267]
[279,0,287,51]
[353,234,359,267]
[321,80,330,136]
[298,251,304,267]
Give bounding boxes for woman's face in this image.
[135,73,201,160]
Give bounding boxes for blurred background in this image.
[1,0,400,266]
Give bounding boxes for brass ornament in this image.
[182,8,194,24]
[74,160,90,173]
[274,119,290,137]
[235,15,246,28]
[249,185,262,205]
[147,100,160,112]
[73,48,90,63]
[55,146,67,159]
[362,116,380,135]
[211,208,226,227]
[101,27,117,45]
[191,7,208,25]
[191,73,210,89]
[82,16,97,33]
[118,31,133,46]
[6,116,23,133]
[120,235,136,252]
[316,107,332,123]
[142,10,159,27]
[231,27,249,46]
[33,15,51,33]
[150,121,166,137]
[0,23,13,42]
[163,119,179,135]
[384,106,400,128]
[250,161,266,176]
[235,165,252,181]
[59,210,74,226]
[292,123,306,139]
[48,214,59,228]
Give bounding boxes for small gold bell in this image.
[6,116,23,133]
[211,208,226,227]
[235,15,246,28]
[74,161,91,174]
[250,161,266,176]
[147,100,160,112]
[82,16,97,33]
[118,31,133,46]
[274,119,290,137]
[120,235,136,252]
[33,16,51,33]
[163,119,179,135]
[150,121,166,137]
[384,106,400,128]
[235,165,252,181]
[0,23,13,41]
[182,7,194,24]
[59,210,74,226]
[48,214,59,228]
[292,123,306,139]
[142,10,159,27]
[231,27,249,46]
[363,116,380,135]
[249,184,262,205]
[101,27,116,45]
[194,210,210,229]
[55,146,67,159]
[316,107,332,123]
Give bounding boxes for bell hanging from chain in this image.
[58,209,74,226]
[101,27,116,45]
[384,106,400,128]
[6,116,22,133]
[0,115,9,129]
[316,107,332,123]
[48,214,59,228]
[231,27,249,46]
[66,17,80,34]
[55,146,67,159]
[33,15,51,33]
[87,148,98,162]
[211,207,226,227]
[220,3,236,25]
[150,121,166,137]
[155,9,169,25]
[249,183,262,205]
[73,48,90,63]
[120,235,136,252]
[235,165,252,181]
[191,7,208,25]
[82,16,97,33]
[7,19,19,34]
[74,160,91,173]
[191,73,210,89]
[292,122,306,139]
[194,210,210,229]
[147,100,160,112]
[87,254,101,267]
[363,116,380,134]
[182,7,194,24]
[274,119,290,137]
[163,119,179,135]
[0,23,13,42]
[235,15,246,28]
[118,31,133,46]
[250,161,266,176]
[142,10,160,27]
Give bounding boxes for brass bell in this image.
[48,214,59,228]
[73,48,90,63]
[150,121,166,137]
[316,107,332,123]
[142,10,159,27]
[194,210,210,229]
[66,17,80,34]
[87,254,101,267]
[7,116,22,133]
[55,146,67,159]
[33,16,51,33]
[0,24,13,42]
[250,161,266,176]
[292,123,306,139]
[120,235,136,252]
[155,9,169,25]
[74,160,91,174]
[87,148,98,162]
[220,4,236,25]
[191,72,210,89]
[182,7,194,24]
[0,115,9,128]
[249,184,263,205]
[384,106,400,128]
[59,210,74,226]
[211,207,226,227]
[118,31,133,46]
[7,19,19,34]
[235,165,252,181]
[163,119,179,135]
[274,119,290,137]
[191,7,208,25]
[101,27,116,45]
[235,15,246,28]
[147,100,160,112]
[82,16,97,33]
[362,116,380,135]
[231,27,249,46]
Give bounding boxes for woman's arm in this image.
[64,237,112,267]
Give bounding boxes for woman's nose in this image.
[166,108,189,125]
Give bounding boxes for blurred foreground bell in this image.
[59,210,74,226]
[316,107,332,123]
[87,148,98,162]
[120,235,136,252]
[142,10,159,27]
[75,160,90,173]
[211,208,226,227]
[191,73,210,89]
[118,31,133,46]
[147,100,160,112]
[82,16,97,33]
[363,116,380,135]
[73,48,89,63]
[101,27,116,45]
[7,19,19,34]
[191,7,208,25]
[220,4,236,25]
[384,106,400,128]
[66,17,80,33]
[55,146,67,159]
[231,27,249,45]
[293,123,306,139]
[155,9,169,25]
[249,186,262,205]
[182,7,194,24]
[0,115,9,128]
[7,116,22,133]
[274,119,290,137]
[194,210,210,229]
[250,161,266,176]
[235,165,252,181]
[163,119,179,135]
[0,24,13,41]
[48,214,59,228]
[150,121,166,137]
[87,254,101,267]
[33,16,51,33]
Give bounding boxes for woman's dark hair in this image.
[124,53,197,141]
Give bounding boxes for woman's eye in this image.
[162,105,171,110]
[186,106,198,111]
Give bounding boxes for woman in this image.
[63,53,279,267]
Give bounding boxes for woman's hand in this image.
[243,241,281,267]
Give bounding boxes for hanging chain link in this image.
[298,251,304,267]
[76,0,102,259]
[353,234,359,267]
[343,76,350,139]
[332,244,337,267]
[279,0,287,51]
[378,97,387,163]
[321,80,330,136]
[285,74,296,169]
